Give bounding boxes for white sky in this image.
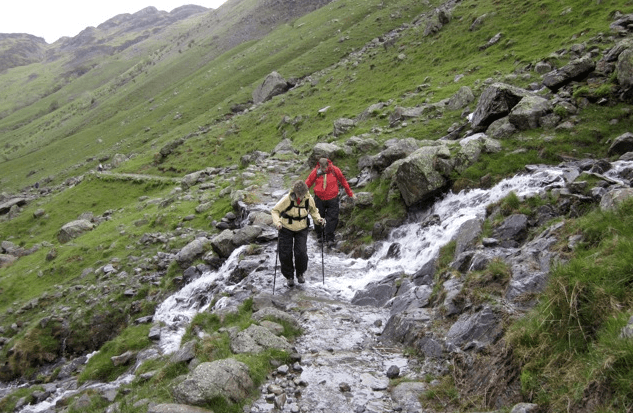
[0,1,228,44]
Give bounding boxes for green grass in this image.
[508,199,633,412]
[78,324,152,383]
[1,0,633,410]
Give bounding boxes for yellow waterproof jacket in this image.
[271,191,322,232]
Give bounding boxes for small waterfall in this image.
[305,166,568,300]
[153,245,248,354]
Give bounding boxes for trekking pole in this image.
[321,225,325,285]
[273,238,279,295]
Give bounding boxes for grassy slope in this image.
[1,0,633,411]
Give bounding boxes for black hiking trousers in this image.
[278,226,309,280]
[314,195,339,242]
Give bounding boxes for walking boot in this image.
[297,273,305,284]
[286,277,295,287]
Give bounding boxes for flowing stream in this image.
[150,164,572,412]
[17,161,613,412]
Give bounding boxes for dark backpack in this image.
[281,198,309,224]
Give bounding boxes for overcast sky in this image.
[0,1,228,44]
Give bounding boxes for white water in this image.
[298,166,567,301]
[153,165,568,352]
[16,162,614,412]
[153,245,248,354]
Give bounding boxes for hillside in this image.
[1,0,633,412]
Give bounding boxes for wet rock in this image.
[454,218,482,256]
[148,404,214,413]
[351,272,400,307]
[229,324,293,354]
[493,214,529,247]
[446,306,503,349]
[173,358,254,405]
[252,307,300,330]
[412,259,435,286]
[386,365,400,379]
[170,341,197,364]
[176,238,210,268]
[391,381,427,412]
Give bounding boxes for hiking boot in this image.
[297,273,305,283]
[286,278,295,287]
[327,240,336,248]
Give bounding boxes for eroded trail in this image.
[247,240,420,413]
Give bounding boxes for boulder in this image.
[353,192,374,207]
[447,86,475,110]
[272,138,298,156]
[333,118,356,136]
[0,254,17,268]
[508,95,552,130]
[229,324,294,354]
[0,197,27,215]
[173,358,254,406]
[307,142,347,167]
[211,229,237,258]
[369,138,420,171]
[542,55,596,91]
[600,188,633,211]
[616,45,633,94]
[253,71,290,104]
[470,83,531,130]
[395,146,452,207]
[57,219,95,244]
[176,238,210,268]
[607,132,633,157]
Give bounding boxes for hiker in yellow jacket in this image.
[271,180,325,287]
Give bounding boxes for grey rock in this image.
[253,71,290,104]
[470,83,531,130]
[543,55,596,91]
[57,219,95,243]
[229,324,293,354]
[173,358,254,405]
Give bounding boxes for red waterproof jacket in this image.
[305,159,354,201]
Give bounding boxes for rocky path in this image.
[244,159,422,412]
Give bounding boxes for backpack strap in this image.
[281,199,310,224]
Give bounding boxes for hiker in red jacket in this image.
[305,158,355,247]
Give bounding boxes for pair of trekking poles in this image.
[273,226,325,295]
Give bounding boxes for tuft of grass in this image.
[508,198,633,411]
[77,324,152,384]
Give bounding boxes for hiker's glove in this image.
[276,223,282,230]
[317,218,326,226]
